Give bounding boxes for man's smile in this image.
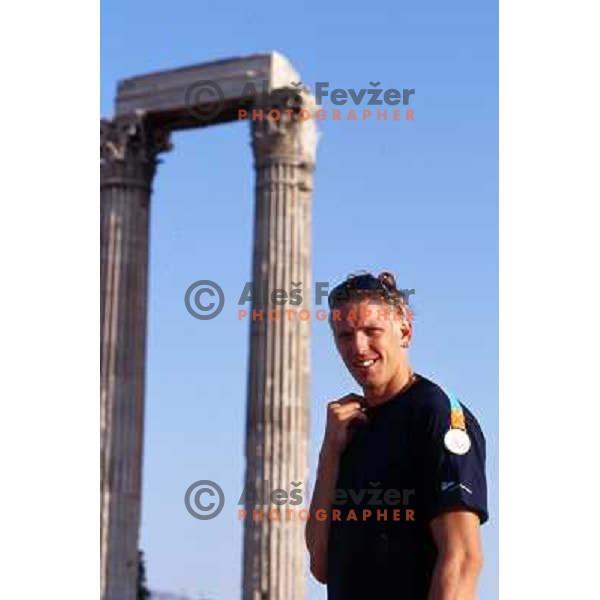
[351,357,380,375]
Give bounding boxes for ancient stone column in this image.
[243,90,318,600]
[100,114,171,600]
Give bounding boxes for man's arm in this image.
[305,442,341,583]
[428,511,484,600]
[305,395,366,584]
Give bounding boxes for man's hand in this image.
[323,393,368,454]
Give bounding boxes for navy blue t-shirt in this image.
[326,375,488,600]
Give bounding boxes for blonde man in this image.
[306,272,488,600]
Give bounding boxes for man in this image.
[306,272,488,599]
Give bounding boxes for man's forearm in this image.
[305,443,341,583]
[427,551,483,600]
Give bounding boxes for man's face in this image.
[331,298,410,391]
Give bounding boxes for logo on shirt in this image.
[440,481,473,494]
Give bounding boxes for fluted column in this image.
[243,91,318,600]
[100,114,171,600]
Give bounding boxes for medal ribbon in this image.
[446,391,466,430]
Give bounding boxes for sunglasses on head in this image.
[328,274,396,308]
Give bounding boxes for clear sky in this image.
[101,1,498,598]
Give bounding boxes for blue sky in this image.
[102,1,498,598]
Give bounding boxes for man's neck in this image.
[363,365,416,408]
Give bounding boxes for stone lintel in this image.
[115,52,302,130]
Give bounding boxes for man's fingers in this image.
[331,400,362,411]
[329,393,364,408]
[330,403,362,418]
[322,394,368,452]
[336,407,368,423]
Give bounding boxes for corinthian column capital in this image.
[100,113,172,189]
[251,89,319,169]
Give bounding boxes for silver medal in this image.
[444,428,471,455]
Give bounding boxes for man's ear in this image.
[400,319,412,347]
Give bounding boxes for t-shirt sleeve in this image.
[421,393,489,525]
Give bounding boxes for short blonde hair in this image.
[327,271,411,326]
